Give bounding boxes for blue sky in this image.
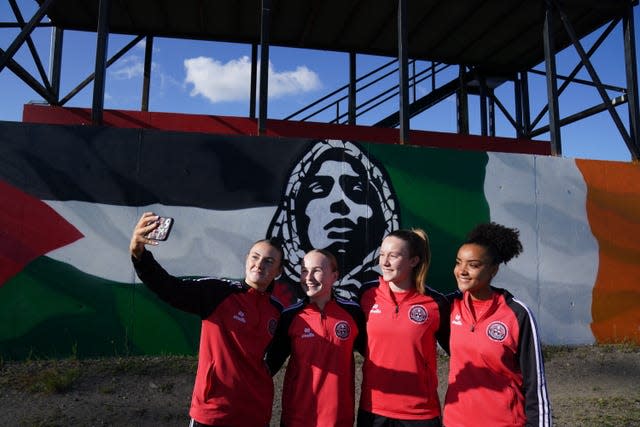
[1,1,638,162]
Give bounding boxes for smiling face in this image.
[244,241,283,291]
[453,243,498,300]
[378,235,419,291]
[300,250,338,307]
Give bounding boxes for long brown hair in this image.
[384,228,431,294]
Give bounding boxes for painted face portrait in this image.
[267,139,400,299]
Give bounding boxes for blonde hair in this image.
[306,248,339,273]
[385,228,431,294]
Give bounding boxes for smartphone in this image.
[146,216,174,241]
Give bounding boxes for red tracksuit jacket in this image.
[359,278,450,420]
[133,250,283,427]
[265,295,365,427]
[444,288,552,427]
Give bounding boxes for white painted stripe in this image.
[43,201,277,284]
[485,153,597,344]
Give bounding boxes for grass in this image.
[0,345,637,426]
[542,342,639,361]
[553,395,640,426]
[14,363,80,394]
[92,355,197,376]
[0,354,197,396]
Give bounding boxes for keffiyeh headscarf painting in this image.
[267,139,400,299]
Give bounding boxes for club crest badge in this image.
[409,305,428,324]
[486,321,508,342]
[334,321,351,340]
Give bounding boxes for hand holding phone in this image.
[146,216,174,241]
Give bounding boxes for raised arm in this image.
[130,212,162,260]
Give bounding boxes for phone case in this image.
[147,217,174,241]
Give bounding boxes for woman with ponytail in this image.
[358,229,450,426]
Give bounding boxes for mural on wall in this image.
[0,120,639,359]
[575,160,640,344]
[267,139,400,301]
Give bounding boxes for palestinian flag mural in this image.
[0,120,638,359]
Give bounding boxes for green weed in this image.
[22,365,80,394]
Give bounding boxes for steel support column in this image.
[49,27,63,103]
[623,4,640,161]
[519,71,531,137]
[543,0,561,155]
[258,0,271,135]
[141,36,153,112]
[457,65,469,134]
[348,51,356,125]
[488,89,496,137]
[514,75,523,138]
[479,75,488,136]
[92,0,110,125]
[250,43,258,119]
[398,0,409,144]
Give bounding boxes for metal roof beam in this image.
[0,0,55,74]
[556,2,634,158]
[8,0,53,94]
[623,3,640,161]
[530,95,628,138]
[0,47,56,104]
[59,35,144,106]
[530,18,618,131]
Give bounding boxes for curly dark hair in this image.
[465,222,523,265]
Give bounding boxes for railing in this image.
[284,58,452,126]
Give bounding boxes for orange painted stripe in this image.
[576,160,640,344]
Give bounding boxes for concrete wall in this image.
[1,121,638,359]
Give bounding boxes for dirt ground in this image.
[1,345,638,427]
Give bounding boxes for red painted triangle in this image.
[0,179,84,286]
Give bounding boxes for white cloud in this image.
[184,55,321,103]
[110,56,145,80]
[269,64,321,97]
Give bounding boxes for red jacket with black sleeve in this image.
[358,277,450,420]
[133,250,283,427]
[444,288,552,427]
[265,294,365,427]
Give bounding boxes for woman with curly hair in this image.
[444,223,552,427]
